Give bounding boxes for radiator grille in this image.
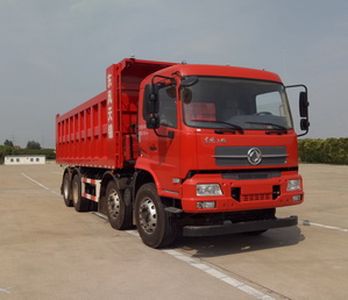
[215,146,287,166]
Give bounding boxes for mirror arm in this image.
[297,129,309,137]
[151,75,176,86]
[285,84,308,94]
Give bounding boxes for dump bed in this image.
[56,58,174,169]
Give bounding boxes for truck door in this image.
[138,85,181,195]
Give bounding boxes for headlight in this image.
[287,179,301,191]
[196,184,223,196]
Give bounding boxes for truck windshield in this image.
[182,77,293,130]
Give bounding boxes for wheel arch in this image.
[100,172,117,199]
[133,169,158,201]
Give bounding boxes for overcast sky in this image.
[0,0,347,147]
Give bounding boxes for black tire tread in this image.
[135,183,180,248]
[106,181,133,230]
[72,174,90,212]
[62,172,73,207]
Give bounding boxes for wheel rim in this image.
[63,177,69,200]
[138,197,157,234]
[72,179,79,205]
[107,189,121,219]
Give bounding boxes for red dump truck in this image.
[56,58,309,248]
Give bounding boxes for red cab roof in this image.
[154,64,282,83]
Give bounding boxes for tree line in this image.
[0,140,55,164]
[298,138,348,165]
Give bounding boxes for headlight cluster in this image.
[287,179,301,191]
[196,184,223,196]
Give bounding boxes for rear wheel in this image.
[106,181,133,230]
[72,174,89,212]
[135,183,179,248]
[62,172,73,207]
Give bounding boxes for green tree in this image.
[0,145,14,164]
[4,139,14,147]
[26,140,41,150]
[298,138,348,165]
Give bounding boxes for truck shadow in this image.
[175,226,304,258]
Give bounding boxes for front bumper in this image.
[183,215,298,237]
[181,173,304,213]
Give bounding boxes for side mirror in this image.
[144,75,176,131]
[145,85,160,129]
[299,91,309,118]
[285,84,310,137]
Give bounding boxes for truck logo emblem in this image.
[204,137,226,144]
[247,147,262,165]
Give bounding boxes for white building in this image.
[4,155,46,165]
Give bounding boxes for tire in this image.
[106,181,133,230]
[135,183,179,248]
[72,173,89,212]
[62,172,73,207]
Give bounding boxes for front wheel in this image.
[135,183,179,248]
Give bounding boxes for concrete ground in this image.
[0,163,347,299]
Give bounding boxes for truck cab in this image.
[133,63,309,246]
[137,64,308,209]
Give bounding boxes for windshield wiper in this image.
[245,121,288,131]
[191,119,244,133]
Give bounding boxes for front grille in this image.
[215,146,287,166]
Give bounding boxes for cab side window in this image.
[158,86,177,128]
[142,85,177,128]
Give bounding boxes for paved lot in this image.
[0,163,347,299]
